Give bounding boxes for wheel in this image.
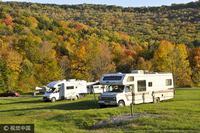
[156,97,160,103]
[73,95,79,100]
[51,97,56,102]
[153,97,160,103]
[118,100,125,107]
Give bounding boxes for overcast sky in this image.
[2,0,198,7]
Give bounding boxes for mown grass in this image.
[0,88,200,132]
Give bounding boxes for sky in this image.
[2,0,198,7]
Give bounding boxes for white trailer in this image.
[92,85,108,94]
[98,70,174,107]
[43,79,87,102]
[87,81,108,94]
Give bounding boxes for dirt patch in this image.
[92,113,160,129]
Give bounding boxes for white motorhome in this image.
[43,79,87,102]
[98,70,174,107]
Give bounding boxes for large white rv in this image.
[98,70,174,107]
[43,79,87,102]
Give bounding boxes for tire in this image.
[153,97,160,103]
[118,100,125,107]
[156,97,160,103]
[73,95,79,100]
[51,97,56,102]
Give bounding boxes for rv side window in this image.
[166,79,172,86]
[137,80,146,92]
[66,86,74,90]
[127,76,134,82]
[148,82,152,87]
[125,86,131,93]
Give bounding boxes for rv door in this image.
[124,85,133,102]
[65,86,76,99]
[59,83,65,99]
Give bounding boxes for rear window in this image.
[166,79,172,86]
[103,76,122,81]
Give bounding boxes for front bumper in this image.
[98,100,117,106]
[43,96,50,101]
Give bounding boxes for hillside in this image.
[1,1,200,46]
[0,1,200,92]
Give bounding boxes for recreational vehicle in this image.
[43,79,87,102]
[98,70,174,107]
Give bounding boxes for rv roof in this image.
[103,72,172,77]
[47,80,66,87]
[47,81,59,87]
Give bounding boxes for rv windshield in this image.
[47,87,57,93]
[108,85,124,93]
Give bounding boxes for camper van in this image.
[43,79,87,102]
[98,70,174,107]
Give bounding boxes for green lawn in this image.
[0,88,200,132]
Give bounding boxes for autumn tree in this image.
[2,14,13,26]
[89,43,115,80]
[153,40,175,72]
[153,40,192,86]
[173,44,192,86]
[190,48,200,86]
[111,43,137,72]
[136,57,152,71]
[0,42,23,90]
[0,58,9,92]
[34,41,64,85]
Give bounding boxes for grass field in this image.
[0,88,200,132]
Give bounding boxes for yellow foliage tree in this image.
[153,40,192,86]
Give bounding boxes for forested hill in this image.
[0,1,200,92]
[1,1,200,46]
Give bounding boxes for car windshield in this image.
[108,85,124,92]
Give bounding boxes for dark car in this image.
[0,90,20,97]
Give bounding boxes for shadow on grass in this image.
[2,99,43,104]
[0,100,99,112]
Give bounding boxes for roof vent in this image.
[131,70,145,74]
[68,79,76,82]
